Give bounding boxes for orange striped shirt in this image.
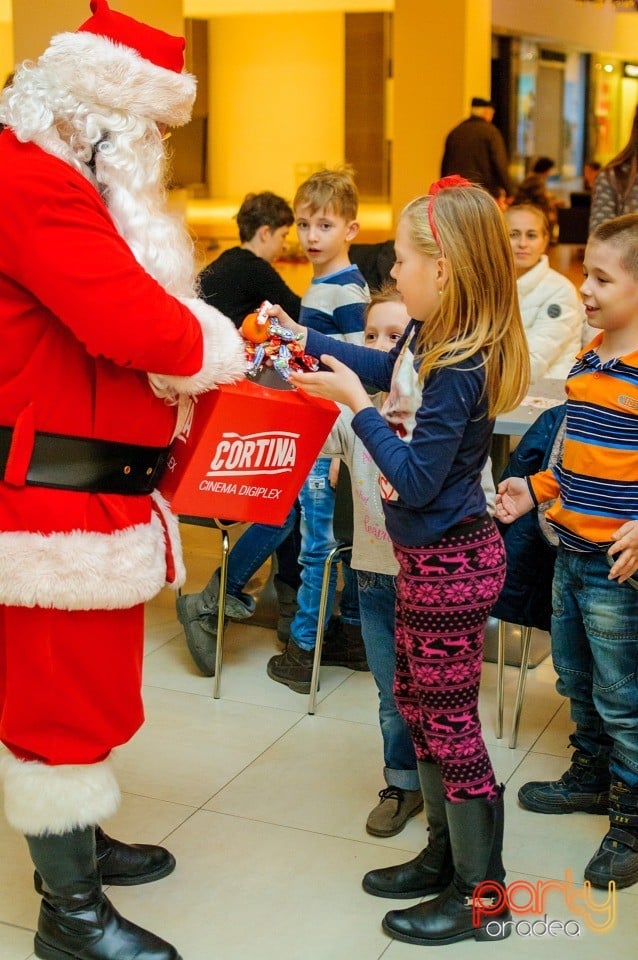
[529,334,638,550]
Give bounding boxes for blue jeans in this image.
[551,546,638,788]
[290,458,360,651]
[357,570,419,791]
[226,504,299,599]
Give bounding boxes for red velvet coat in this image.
[0,131,245,611]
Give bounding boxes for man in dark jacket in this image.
[441,96,512,198]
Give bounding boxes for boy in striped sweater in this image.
[496,213,638,891]
[267,166,370,691]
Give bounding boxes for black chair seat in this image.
[557,206,590,245]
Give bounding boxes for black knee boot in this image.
[26,827,182,960]
[362,761,453,898]
[382,786,511,945]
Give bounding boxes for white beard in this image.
[95,133,196,298]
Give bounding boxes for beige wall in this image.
[11,0,184,63]
[7,0,638,214]
[187,0,390,11]
[0,21,13,83]
[207,12,344,202]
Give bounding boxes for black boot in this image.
[362,762,453,898]
[321,617,369,671]
[585,780,638,889]
[35,826,176,893]
[273,576,299,644]
[26,827,181,960]
[94,827,176,885]
[267,637,315,693]
[518,745,610,815]
[382,786,511,945]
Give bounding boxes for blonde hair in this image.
[505,202,551,238]
[402,186,529,417]
[364,280,402,324]
[293,164,359,221]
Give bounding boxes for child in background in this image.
[505,203,583,383]
[267,166,370,693]
[197,191,301,326]
[269,178,529,945]
[324,285,423,837]
[177,191,304,675]
[497,213,638,892]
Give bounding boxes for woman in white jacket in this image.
[505,203,583,383]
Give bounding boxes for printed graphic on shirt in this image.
[378,329,420,502]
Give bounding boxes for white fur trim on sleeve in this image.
[0,509,177,610]
[1,752,120,835]
[149,297,246,398]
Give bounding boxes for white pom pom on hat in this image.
[38,0,196,126]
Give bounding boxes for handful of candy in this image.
[240,300,319,383]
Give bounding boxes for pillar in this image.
[391,0,492,223]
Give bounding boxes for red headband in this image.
[427,175,472,250]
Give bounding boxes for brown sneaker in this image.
[366,787,424,837]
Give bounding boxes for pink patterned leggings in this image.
[393,516,505,803]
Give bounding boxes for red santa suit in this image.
[0,10,245,837]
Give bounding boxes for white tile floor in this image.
[1,521,637,959]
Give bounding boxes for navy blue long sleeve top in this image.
[306,321,494,547]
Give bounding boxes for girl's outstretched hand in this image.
[494,477,534,524]
[290,354,373,414]
[265,303,307,348]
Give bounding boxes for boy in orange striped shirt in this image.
[497,213,638,891]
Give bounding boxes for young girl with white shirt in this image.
[506,203,584,382]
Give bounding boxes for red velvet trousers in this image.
[0,604,145,765]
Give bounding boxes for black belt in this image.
[0,426,170,495]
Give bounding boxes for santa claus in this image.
[0,2,245,958]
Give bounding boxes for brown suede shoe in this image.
[366,787,424,837]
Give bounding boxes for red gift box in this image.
[159,378,339,524]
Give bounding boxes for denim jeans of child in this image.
[225,503,300,600]
[551,546,638,788]
[290,458,360,651]
[357,570,419,791]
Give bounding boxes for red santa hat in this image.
[37,0,196,126]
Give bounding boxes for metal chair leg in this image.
[509,625,533,749]
[212,528,230,700]
[308,543,349,715]
[496,619,505,739]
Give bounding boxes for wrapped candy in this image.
[268,320,296,342]
[239,300,320,384]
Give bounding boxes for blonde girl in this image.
[270,177,529,946]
